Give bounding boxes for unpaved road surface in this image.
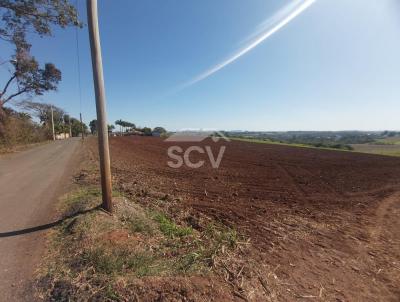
[96,137,400,301]
[0,138,81,301]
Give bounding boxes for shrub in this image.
[0,107,50,148]
[153,213,193,238]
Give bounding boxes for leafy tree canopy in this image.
[1,50,62,105]
[0,0,80,106]
[70,117,87,136]
[0,0,80,44]
[19,100,64,126]
[153,127,166,134]
[142,127,152,136]
[17,100,85,135]
[89,119,97,134]
[115,119,135,131]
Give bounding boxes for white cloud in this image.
[178,0,316,90]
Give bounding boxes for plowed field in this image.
[94,136,400,301]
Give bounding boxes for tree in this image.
[0,106,48,145]
[115,119,123,135]
[0,50,62,106]
[126,121,136,130]
[89,119,97,135]
[0,0,79,43]
[17,100,70,138]
[70,118,87,137]
[153,127,166,134]
[115,120,136,134]
[0,0,80,107]
[19,100,64,127]
[108,124,115,135]
[142,127,152,136]
[121,121,128,132]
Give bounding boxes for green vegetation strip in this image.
[38,186,240,300]
[232,137,353,151]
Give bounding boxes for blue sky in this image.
[1,0,400,131]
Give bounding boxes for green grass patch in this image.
[153,212,193,238]
[60,187,100,211]
[350,143,400,157]
[39,184,244,301]
[372,137,400,145]
[172,224,239,273]
[232,137,355,152]
[82,246,156,276]
[126,217,154,234]
[120,211,156,235]
[232,137,352,151]
[59,187,127,217]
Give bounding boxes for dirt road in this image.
[0,138,81,301]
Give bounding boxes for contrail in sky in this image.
[177,0,316,91]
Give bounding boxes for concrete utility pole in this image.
[80,113,85,140]
[51,106,55,141]
[87,0,113,213]
[69,116,72,138]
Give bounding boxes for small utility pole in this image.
[87,0,113,213]
[68,115,72,138]
[80,113,85,140]
[51,106,55,141]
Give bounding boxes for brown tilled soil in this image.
[90,136,400,301]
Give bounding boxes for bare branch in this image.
[1,74,17,98]
[2,87,28,105]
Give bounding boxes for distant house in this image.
[56,133,70,140]
[124,129,144,136]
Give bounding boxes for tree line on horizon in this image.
[89,119,167,137]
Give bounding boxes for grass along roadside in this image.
[0,139,51,156]
[36,185,244,301]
